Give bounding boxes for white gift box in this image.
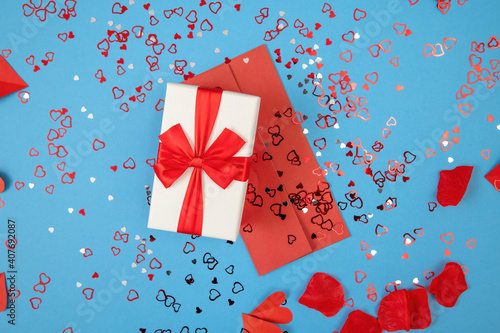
[148,83,261,241]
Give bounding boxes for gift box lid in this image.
[148,83,261,241]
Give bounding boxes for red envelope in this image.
[485,163,500,191]
[185,45,349,275]
[0,56,28,98]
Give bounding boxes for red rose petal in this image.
[243,291,292,333]
[428,262,468,307]
[436,166,474,206]
[298,272,344,317]
[242,313,283,333]
[407,288,432,329]
[378,289,410,332]
[378,288,432,331]
[250,291,292,324]
[340,309,382,333]
[0,272,6,312]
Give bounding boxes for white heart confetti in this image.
[442,140,449,147]
[223,30,228,35]
[74,75,79,81]
[302,64,308,69]
[340,143,346,149]
[129,0,134,4]
[333,123,340,129]
[290,39,296,44]
[413,278,419,284]
[303,208,308,213]
[147,249,153,255]
[122,280,127,286]
[308,59,314,65]
[128,64,134,69]
[90,17,96,23]
[141,268,147,273]
[243,58,249,64]
[190,62,195,68]
[48,227,54,233]
[108,195,114,201]
[81,106,87,112]
[76,282,82,288]
[214,47,220,53]
[87,113,93,119]
[23,92,29,99]
[448,157,454,163]
[108,21,114,26]
[317,73,323,79]
[79,248,85,254]
[355,33,360,39]
[116,24,121,30]
[497,124,500,130]
[149,10,154,15]
[158,78,163,83]
[68,208,74,213]
[313,44,319,50]
[135,235,140,240]
[395,280,402,285]
[197,32,203,37]
[303,128,309,134]
[121,227,126,232]
[316,151,322,156]
[29,183,34,189]
[169,64,175,70]
[90,177,96,183]
[131,263,137,268]
[279,11,285,17]
[368,213,373,218]
[370,250,377,256]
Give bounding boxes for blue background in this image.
[0,0,499,332]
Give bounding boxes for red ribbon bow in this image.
[153,87,250,236]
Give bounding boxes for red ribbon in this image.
[154,87,250,236]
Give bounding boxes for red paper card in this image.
[185,45,349,275]
[0,56,28,98]
[485,163,500,191]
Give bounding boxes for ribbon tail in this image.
[177,168,204,236]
